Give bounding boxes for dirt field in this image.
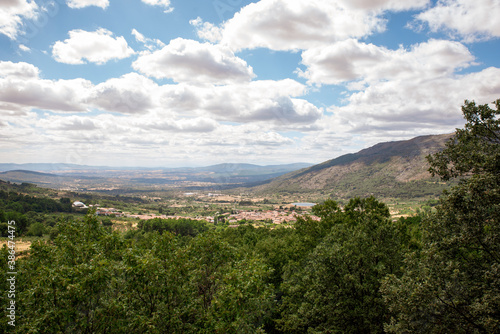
[112,220,137,232]
[0,239,32,253]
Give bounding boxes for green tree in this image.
[382,99,500,333]
[154,230,274,333]
[27,221,45,236]
[16,212,125,333]
[121,232,188,333]
[279,197,405,333]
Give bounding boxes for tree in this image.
[13,212,276,333]
[16,212,125,333]
[121,232,188,333]
[382,99,500,333]
[279,197,406,333]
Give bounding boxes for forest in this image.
[0,99,499,333]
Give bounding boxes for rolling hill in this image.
[251,133,455,199]
[0,163,313,190]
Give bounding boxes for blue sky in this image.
[0,0,499,167]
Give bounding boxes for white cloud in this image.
[66,0,109,9]
[52,28,135,65]
[0,77,91,112]
[137,117,219,133]
[194,0,394,51]
[18,44,30,52]
[0,61,92,112]
[190,17,222,42]
[299,39,475,85]
[3,111,302,167]
[194,0,376,51]
[0,60,39,78]
[338,0,429,11]
[123,78,322,128]
[133,38,255,84]
[0,62,321,132]
[88,73,158,114]
[327,67,500,139]
[141,0,174,13]
[416,0,500,42]
[0,0,39,40]
[294,37,500,149]
[131,28,165,51]
[186,79,323,126]
[131,29,146,43]
[42,115,99,131]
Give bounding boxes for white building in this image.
[72,201,88,208]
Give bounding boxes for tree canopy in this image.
[383,99,500,333]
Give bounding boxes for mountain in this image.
[0,163,101,172]
[194,163,312,174]
[0,163,314,190]
[0,170,98,187]
[251,134,454,199]
[183,163,314,183]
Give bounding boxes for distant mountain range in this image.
[251,134,454,199]
[0,162,312,173]
[0,134,455,199]
[0,162,314,190]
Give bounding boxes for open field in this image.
[0,239,33,254]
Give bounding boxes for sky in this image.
[0,0,499,168]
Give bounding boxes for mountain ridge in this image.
[0,162,313,173]
[251,133,454,199]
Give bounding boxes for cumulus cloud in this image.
[87,73,158,114]
[0,61,91,112]
[52,28,135,65]
[192,80,323,126]
[0,77,91,112]
[293,36,500,148]
[416,0,500,42]
[0,0,39,39]
[0,61,321,131]
[66,0,109,9]
[0,60,39,78]
[133,38,255,84]
[193,0,399,51]
[141,0,173,13]
[141,78,322,128]
[189,17,222,43]
[299,39,475,85]
[328,67,500,138]
[0,60,324,166]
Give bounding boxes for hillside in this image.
[0,170,72,184]
[252,134,454,199]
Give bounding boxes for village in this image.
[72,199,320,227]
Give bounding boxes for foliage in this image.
[382,99,500,333]
[0,190,72,214]
[137,217,211,237]
[279,197,406,333]
[0,191,74,236]
[3,212,274,333]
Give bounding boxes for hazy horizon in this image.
[0,161,316,169]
